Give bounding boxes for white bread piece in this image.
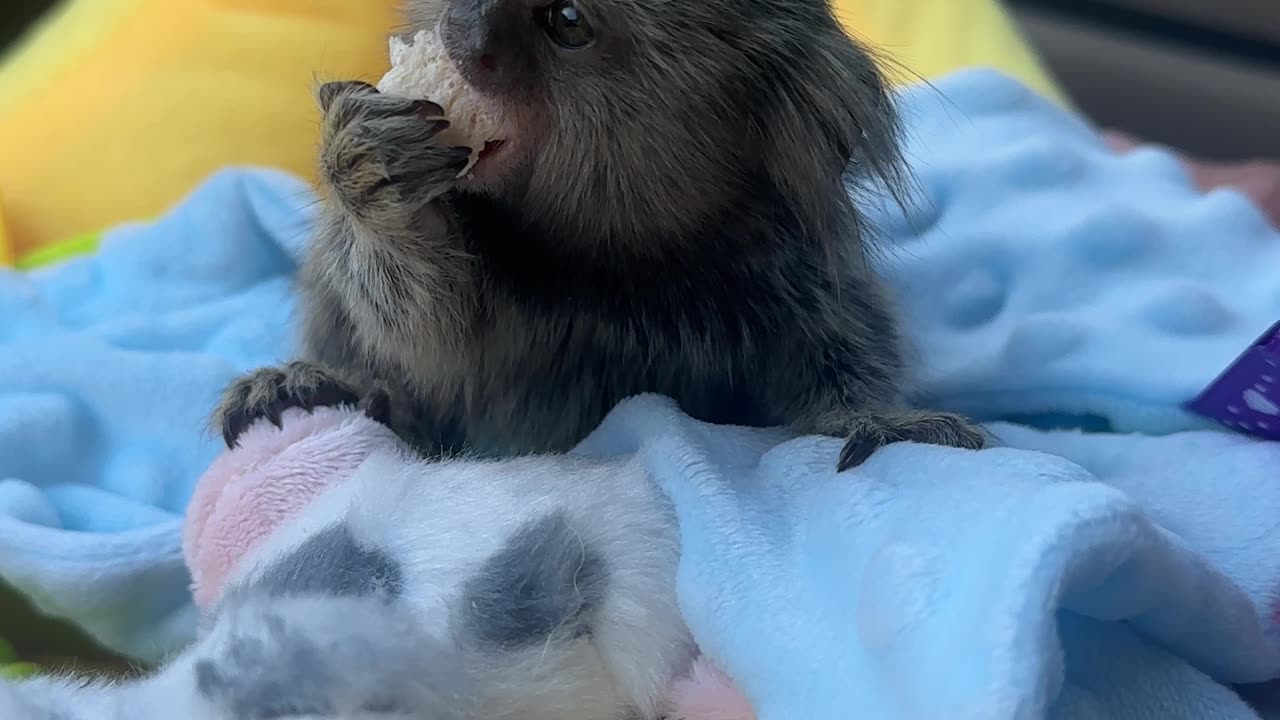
[377,29,502,173]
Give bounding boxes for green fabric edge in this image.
[0,636,39,679]
[15,229,103,270]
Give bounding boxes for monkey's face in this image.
[407,0,900,246]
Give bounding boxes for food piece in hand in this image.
[377,29,503,175]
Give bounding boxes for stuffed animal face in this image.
[209,447,695,720]
[3,409,696,720]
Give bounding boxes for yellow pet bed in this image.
[0,0,1061,267]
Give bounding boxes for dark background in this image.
[1007,0,1280,160]
[0,0,51,51]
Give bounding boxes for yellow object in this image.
[0,0,401,264]
[833,0,1065,104]
[0,0,1061,268]
[0,191,11,266]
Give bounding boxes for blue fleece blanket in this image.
[583,396,1280,719]
[3,68,1280,716]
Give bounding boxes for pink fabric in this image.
[182,406,400,608]
[667,656,756,720]
[1103,131,1280,228]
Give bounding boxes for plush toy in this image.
[184,404,756,720]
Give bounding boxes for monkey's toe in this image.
[836,410,987,471]
[896,411,989,453]
[214,362,360,448]
[837,429,892,471]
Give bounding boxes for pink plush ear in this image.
[183,406,402,608]
[666,656,756,720]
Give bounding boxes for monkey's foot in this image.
[837,410,988,471]
[213,361,360,448]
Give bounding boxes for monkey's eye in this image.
[539,0,595,49]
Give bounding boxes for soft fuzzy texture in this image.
[1,69,1280,667]
[180,393,1280,718]
[183,404,754,719]
[183,406,401,608]
[667,657,756,720]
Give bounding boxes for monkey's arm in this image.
[764,289,988,471]
[212,82,474,450]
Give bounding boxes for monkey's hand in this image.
[317,81,472,227]
[833,409,989,471]
[212,361,367,448]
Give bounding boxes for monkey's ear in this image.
[759,31,909,248]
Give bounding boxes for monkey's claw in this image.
[358,386,393,427]
[837,435,884,471]
[836,410,988,472]
[213,362,360,448]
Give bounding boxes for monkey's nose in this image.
[441,0,539,95]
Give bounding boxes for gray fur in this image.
[194,616,336,718]
[462,511,608,649]
[230,523,404,601]
[212,0,988,466]
[191,598,468,720]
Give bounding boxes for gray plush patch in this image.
[462,511,609,649]
[192,598,464,720]
[195,613,338,719]
[239,523,403,600]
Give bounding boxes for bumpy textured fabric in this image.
[869,69,1280,435]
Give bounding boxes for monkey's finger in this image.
[360,98,447,124]
[304,379,362,410]
[221,407,256,449]
[316,80,379,112]
[262,400,286,430]
[412,100,448,121]
[447,146,474,166]
[358,387,393,427]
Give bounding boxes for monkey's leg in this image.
[797,407,989,472]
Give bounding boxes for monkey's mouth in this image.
[477,139,506,162]
[462,138,514,187]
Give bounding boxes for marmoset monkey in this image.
[214,0,986,469]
